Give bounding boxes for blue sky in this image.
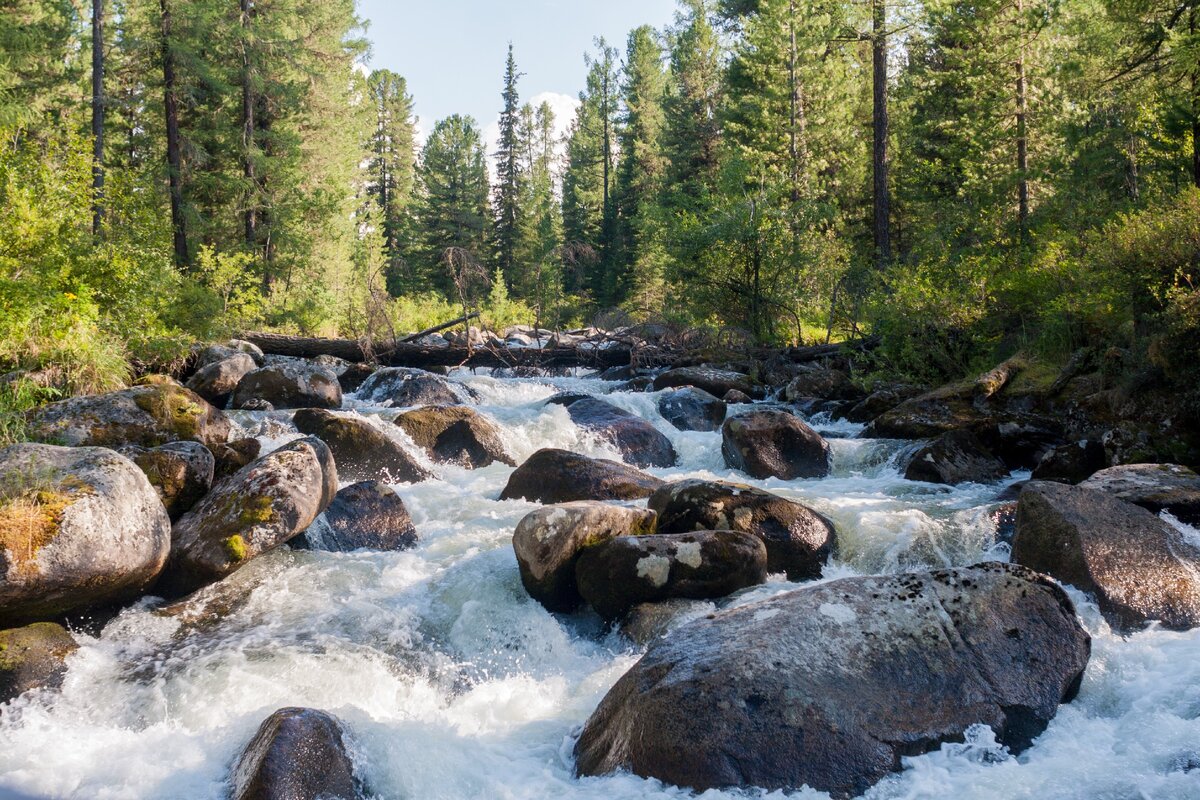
[357,0,680,148]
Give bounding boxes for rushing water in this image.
[1,371,1198,800]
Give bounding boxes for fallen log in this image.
[399,312,481,343]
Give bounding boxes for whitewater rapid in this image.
[0,371,1198,800]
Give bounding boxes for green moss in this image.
[237,494,275,527]
[133,384,206,441]
[223,534,248,562]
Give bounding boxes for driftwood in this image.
[399,312,481,343]
[974,354,1026,400]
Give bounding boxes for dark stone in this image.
[232,363,342,411]
[292,408,430,484]
[652,366,760,399]
[657,387,726,432]
[615,377,653,393]
[904,430,1010,485]
[722,389,753,404]
[721,410,831,480]
[564,397,677,468]
[232,707,359,800]
[1032,440,1108,484]
[783,367,859,402]
[338,363,376,394]
[212,438,262,479]
[837,385,923,424]
[185,354,257,408]
[394,406,514,469]
[0,622,78,704]
[120,441,215,521]
[293,481,417,553]
[356,367,469,407]
[500,449,665,504]
[863,389,989,439]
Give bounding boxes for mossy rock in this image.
[0,621,78,703]
[394,405,514,469]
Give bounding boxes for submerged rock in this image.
[356,367,468,407]
[649,479,833,579]
[232,707,360,800]
[512,502,657,612]
[561,397,677,468]
[657,387,726,432]
[293,408,430,483]
[721,410,831,480]
[1080,464,1200,524]
[904,429,1010,485]
[0,622,78,704]
[500,449,665,504]
[575,562,1090,797]
[120,441,214,521]
[0,444,172,626]
[1012,481,1200,631]
[232,363,342,411]
[394,405,514,469]
[652,367,759,400]
[293,481,417,553]
[574,530,767,621]
[185,353,257,408]
[158,437,338,597]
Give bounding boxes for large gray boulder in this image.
[575,562,1090,797]
[293,408,430,484]
[293,481,417,553]
[356,367,469,407]
[0,622,78,704]
[722,410,831,480]
[512,502,657,612]
[0,444,171,626]
[560,397,677,468]
[575,530,767,621]
[232,363,342,410]
[1012,481,1200,631]
[652,367,759,399]
[195,340,264,370]
[394,405,514,469]
[119,441,215,521]
[232,707,359,800]
[1080,464,1200,524]
[158,437,338,597]
[186,353,257,407]
[657,387,727,432]
[500,449,665,504]
[649,479,833,579]
[27,382,231,450]
[904,429,1010,485]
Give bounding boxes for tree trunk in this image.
[1016,0,1029,241]
[159,0,188,269]
[1192,10,1199,189]
[241,0,257,249]
[91,0,105,237]
[872,0,891,271]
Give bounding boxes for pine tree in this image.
[365,69,418,292]
[493,44,523,290]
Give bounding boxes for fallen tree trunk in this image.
[399,312,480,343]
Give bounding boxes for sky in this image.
[357,0,681,156]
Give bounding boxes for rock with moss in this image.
[394,406,514,469]
[652,367,760,400]
[575,530,767,622]
[232,707,360,800]
[119,441,215,521]
[0,621,78,703]
[657,387,726,432]
[513,502,658,612]
[722,410,831,480]
[292,408,430,483]
[0,444,171,626]
[500,449,665,504]
[904,429,1010,485]
[356,367,471,407]
[575,563,1090,797]
[232,362,342,411]
[1080,463,1200,524]
[783,366,859,402]
[212,438,263,479]
[862,384,990,439]
[186,353,257,408]
[293,481,417,553]
[27,383,231,450]
[559,396,677,468]
[158,437,338,597]
[649,479,834,579]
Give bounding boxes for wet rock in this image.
[1080,464,1200,524]
[991,502,1018,543]
[598,365,637,381]
[618,598,713,646]
[721,410,831,480]
[564,397,677,468]
[238,398,274,412]
[119,441,214,521]
[356,367,468,407]
[310,354,349,373]
[0,444,171,626]
[512,502,657,612]
[212,438,262,479]
[0,622,78,703]
[652,366,760,400]
[232,707,359,800]
[575,562,1090,797]
[195,340,264,370]
[837,384,923,424]
[293,408,430,484]
[338,363,375,394]
[500,449,665,504]
[986,420,1064,471]
[293,481,417,553]
[1012,481,1200,631]
[904,430,1010,485]
[575,530,767,621]
[1031,440,1108,484]
[722,389,753,404]
[185,354,257,408]
[657,387,726,432]
[28,383,231,450]
[615,377,653,393]
[394,406,514,469]
[649,479,833,579]
[783,366,858,402]
[863,387,989,439]
[158,437,338,597]
[232,363,342,411]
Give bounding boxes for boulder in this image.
[195,340,264,370]
[837,384,923,424]
[1012,481,1200,631]
[721,389,753,405]
[158,437,338,597]
[648,479,833,579]
[119,441,215,521]
[575,562,1090,797]
[394,406,514,469]
[563,397,676,468]
[232,707,359,800]
[512,502,657,612]
[904,430,1010,485]
[575,530,767,621]
[657,387,726,432]
[1031,440,1108,484]
[185,353,257,408]
[618,599,713,646]
[652,366,759,400]
[356,367,468,407]
[616,377,654,393]
[783,367,858,402]
[293,481,417,553]
[212,438,262,479]
[338,363,375,394]
[0,444,171,626]
[500,449,665,504]
[232,363,342,411]
[292,408,430,484]
[1080,464,1200,524]
[721,410,831,480]
[27,383,231,450]
[0,622,78,704]
[863,387,989,439]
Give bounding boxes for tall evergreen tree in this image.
[493,44,523,289]
[365,69,418,292]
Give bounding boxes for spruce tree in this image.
[493,44,523,291]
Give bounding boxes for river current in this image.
[1,370,1198,799]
